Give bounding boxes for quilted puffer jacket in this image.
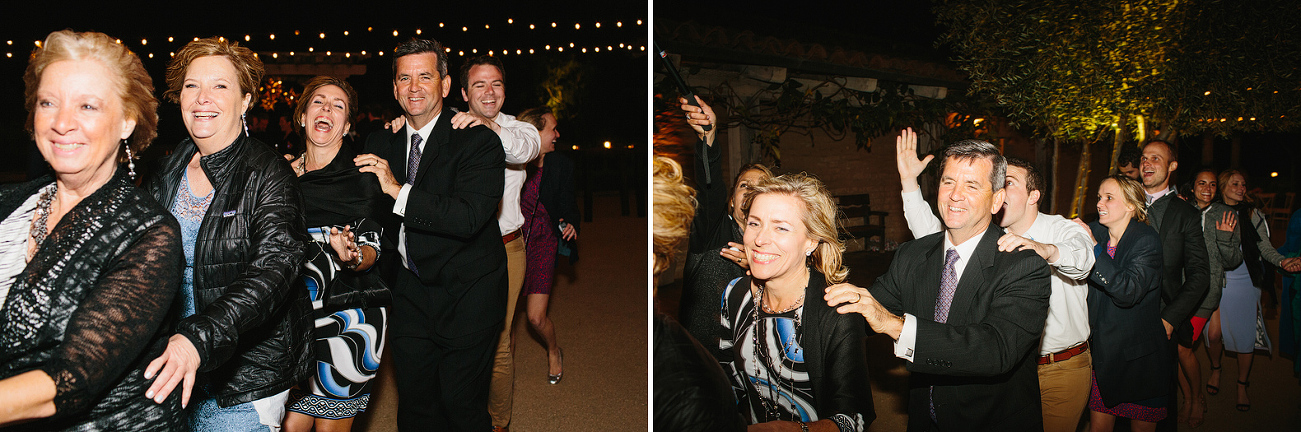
[146,134,312,407]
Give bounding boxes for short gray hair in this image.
[941,139,1006,193]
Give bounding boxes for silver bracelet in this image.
[798,420,810,432]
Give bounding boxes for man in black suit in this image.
[826,140,1052,430]
[1139,140,1208,430]
[355,38,507,431]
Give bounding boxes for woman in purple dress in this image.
[517,107,579,384]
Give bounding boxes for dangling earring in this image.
[123,139,136,179]
[242,113,250,137]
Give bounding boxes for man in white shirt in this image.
[895,129,1095,432]
[452,55,540,432]
[826,138,1051,430]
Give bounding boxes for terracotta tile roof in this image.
[657,20,969,88]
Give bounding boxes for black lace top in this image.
[0,172,185,431]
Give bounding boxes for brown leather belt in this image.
[502,229,522,244]
[1037,341,1089,365]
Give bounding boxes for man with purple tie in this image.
[356,38,506,431]
[825,139,1051,431]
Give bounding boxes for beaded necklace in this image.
[751,282,805,422]
[28,185,57,257]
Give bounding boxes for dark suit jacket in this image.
[539,151,580,263]
[1087,218,1172,406]
[868,225,1051,431]
[364,107,507,339]
[1146,193,1209,341]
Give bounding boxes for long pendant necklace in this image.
[752,283,804,422]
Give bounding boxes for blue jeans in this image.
[190,390,290,431]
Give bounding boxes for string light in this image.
[269,34,275,40]
[272,53,278,58]
[596,22,601,28]
[361,50,367,55]
[530,24,536,29]
[319,32,326,39]
[439,23,444,28]
[484,24,490,29]
[368,27,373,31]
[5,40,11,45]
[1204,91,1211,95]
[445,47,451,52]
[294,30,300,35]
[489,50,494,56]
[141,38,148,45]
[459,50,464,56]
[462,26,469,31]
[472,48,477,53]
[343,31,349,36]
[308,47,314,52]
[603,141,611,149]
[416,29,422,35]
[244,35,250,41]
[193,37,200,41]
[545,45,551,50]
[326,51,331,55]
[393,30,399,36]
[379,51,384,56]
[582,48,587,53]
[168,37,174,42]
[115,39,122,44]
[617,22,623,27]
[637,20,643,25]
[528,48,534,54]
[516,49,522,54]
[569,42,574,47]
[551,22,557,27]
[508,18,514,24]
[574,23,581,30]
[5,53,10,58]
[147,53,153,58]
[557,47,563,52]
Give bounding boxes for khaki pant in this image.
[488,236,527,428]
[1038,348,1092,432]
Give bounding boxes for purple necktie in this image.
[931,248,960,423]
[405,133,423,275]
[407,133,423,184]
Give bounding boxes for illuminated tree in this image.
[936,0,1301,215]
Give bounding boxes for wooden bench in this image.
[836,193,888,250]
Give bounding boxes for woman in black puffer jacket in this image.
[142,37,311,430]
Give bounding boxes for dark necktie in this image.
[931,248,960,423]
[407,133,423,184]
[405,133,424,274]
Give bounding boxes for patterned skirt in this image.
[1088,372,1167,422]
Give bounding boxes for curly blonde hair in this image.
[741,173,849,285]
[24,30,159,159]
[653,156,697,275]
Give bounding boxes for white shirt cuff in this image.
[393,184,413,216]
[893,313,918,361]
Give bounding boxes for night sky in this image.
[0,0,647,176]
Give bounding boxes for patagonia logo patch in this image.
[222,211,237,217]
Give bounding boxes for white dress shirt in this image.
[392,115,440,270]
[894,227,987,361]
[493,112,541,235]
[899,188,1096,356]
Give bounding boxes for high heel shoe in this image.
[548,348,564,385]
[1206,363,1221,396]
[1236,380,1250,412]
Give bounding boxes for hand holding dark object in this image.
[559,219,578,241]
[679,96,718,145]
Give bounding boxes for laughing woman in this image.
[282,76,391,432]
[718,174,874,432]
[143,37,312,430]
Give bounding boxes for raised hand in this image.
[679,95,717,145]
[896,127,933,192]
[1216,210,1237,233]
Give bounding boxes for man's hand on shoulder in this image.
[451,111,498,132]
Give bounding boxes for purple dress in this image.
[522,165,558,295]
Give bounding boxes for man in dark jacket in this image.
[355,38,506,431]
[828,140,1052,430]
[1138,140,1209,430]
